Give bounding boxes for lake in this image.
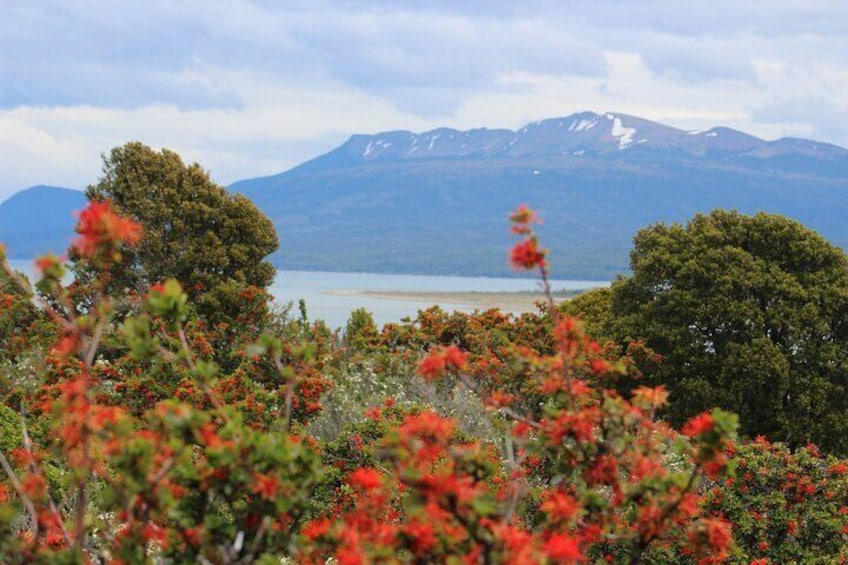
[5,259,607,329]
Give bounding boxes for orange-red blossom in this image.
[73,200,142,258]
[509,205,547,270]
[417,345,468,380]
[510,238,547,270]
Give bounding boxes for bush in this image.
[0,201,844,563]
[610,210,848,454]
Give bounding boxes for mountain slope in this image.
[3,112,848,278]
[0,186,86,258]
[231,112,848,278]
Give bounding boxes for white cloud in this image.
[1,0,848,201]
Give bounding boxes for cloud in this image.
[2,0,848,200]
[0,1,607,116]
[639,34,757,83]
[0,76,439,199]
[754,96,848,144]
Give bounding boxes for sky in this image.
[1,0,847,201]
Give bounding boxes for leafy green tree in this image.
[559,286,614,342]
[84,142,279,324]
[611,210,848,454]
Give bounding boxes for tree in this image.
[610,209,848,453]
[559,286,614,343]
[84,142,279,324]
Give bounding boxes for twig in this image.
[273,354,295,431]
[21,409,71,546]
[0,450,40,539]
[456,373,542,431]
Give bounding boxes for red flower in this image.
[829,462,848,476]
[588,358,610,375]
[198,422,223,448]
[443,345,467,369]
[417,345,468,380]
[486,390,515,407]
[336,547,366,565]
[348,468,383,491]
[682,412,714,437]
[52,333,80,358]
[707,519,732,550]
[35,254,63,274]
[510,239,547,270]
[149,282,167,295]
[540,490,580,523]
[252,473,281,500]
[143,523,168,548]
[183,527,202,546]
[544,533,583,561]
[399,412,455,444]
[73,200,142,257]
[302,517,332,540]
[404,520,437,554]
[690,517,732,557]
[786,520,797,535]
[417,353,446,380]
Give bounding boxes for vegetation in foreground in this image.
[0,144,846,563]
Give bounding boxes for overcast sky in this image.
[1,0,847,200]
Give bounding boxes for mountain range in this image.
[0,185,86,258]
[4,111,848,278]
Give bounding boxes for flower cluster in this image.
[73,200,142,259]
[416,344,468,380]
[509,204,547,270]
[0,201,844,564]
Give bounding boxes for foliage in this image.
[610,210,848,454]
[559,286,614,343]
[0,251,53,364]
[83,142,279,325]
[704,439,848,564]
[0,200,844,563]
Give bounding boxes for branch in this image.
[21,409,71,546]
[0,450,40,539]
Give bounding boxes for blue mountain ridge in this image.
[229,112,848,278]
[3,111,848,278]
[0,185,86,258]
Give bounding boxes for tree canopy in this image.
[84,142,279,323]
[610,209,848,454]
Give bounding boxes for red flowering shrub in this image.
[0,201,842,563]
[298,208,741,564]
[701,439,848,563]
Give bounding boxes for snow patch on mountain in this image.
[610,117,636,149]
[571,118,596,132]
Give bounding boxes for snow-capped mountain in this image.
[229,112,848,277]
[5,112,848,277]
[301,111,847,168]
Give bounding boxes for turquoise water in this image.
[6,260,607,329]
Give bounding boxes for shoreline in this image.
[320,289,577,311]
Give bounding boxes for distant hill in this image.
[0,186,85,258]
[4,112,848,278]
[230,112,848,278]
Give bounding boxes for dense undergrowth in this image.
[0,198,846,564]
